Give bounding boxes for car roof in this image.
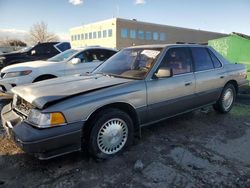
[74,46,118,52]
[126,43,208,49]
[36,42,59,45]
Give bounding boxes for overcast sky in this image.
[0,0,250,41]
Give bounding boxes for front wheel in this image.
[213,84,236,113]
[88,108,134,160]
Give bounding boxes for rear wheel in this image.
[88,108,134,160]
[213,83,236,113]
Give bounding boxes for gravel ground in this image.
[0,98,250,187]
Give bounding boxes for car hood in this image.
[0,51,23,57]
[12,74,132,109]
[1,60,62,73]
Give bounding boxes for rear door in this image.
[146,47,196,122]
[191,47,225,107]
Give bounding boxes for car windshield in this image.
[94,48,163,79]
[48,49,79,62]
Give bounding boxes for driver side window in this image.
[75,52,88,63]
[76,50,101,63]
[159,47,192,75]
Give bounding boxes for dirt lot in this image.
[0,98,250,188]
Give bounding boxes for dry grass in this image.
[0,135,22,155]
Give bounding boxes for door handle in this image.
[220,76,225,79]
[185,82,192,86]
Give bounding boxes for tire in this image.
[213,83,236,113]
[33,75,56,82]
[88,108,134,160]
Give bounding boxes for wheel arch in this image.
[225,80,238,94]
[83,102,141,141]
[33,74,57,82]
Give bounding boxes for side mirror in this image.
[71,58,81,65]
[154,67,173,78]
[31,50,36,55]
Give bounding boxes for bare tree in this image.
[29,21,59,44]
[8,39,27,47]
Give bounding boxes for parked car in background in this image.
[1,44,248,160]
[0,42,71,69]
[0,46,117,93]
[0,46,23,54]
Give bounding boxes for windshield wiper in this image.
[104,73,142,80]
[93,72,142,80]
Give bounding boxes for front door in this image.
[146,47,196,122]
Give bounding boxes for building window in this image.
[93,32,97,39]
[74,35,77,41]
[146,32,151,40]
[108,29,112,37]
[85,33,88,40]
[138,30,144,40]
[160,32,166,41]
[81,34,84,40]
[121,28,128,38]
[98,31,101,38]
[130,29,136,39]
[103,30,107,38]
[71,35,74,41]
[77,34,80,40]
[89,32,92,39]
[153,32,158,40]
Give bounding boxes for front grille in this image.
[14,96,34,116]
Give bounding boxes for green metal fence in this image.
[209,34,250,80]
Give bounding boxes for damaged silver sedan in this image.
[1,44,248,160]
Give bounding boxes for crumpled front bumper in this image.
[1,103,85,159]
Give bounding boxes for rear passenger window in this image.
[55,42,71,52]
[107,50,117,58]
[99,50,116,61]
[191,47,214,71]
[208,49,222,68]
[97,50,109,61]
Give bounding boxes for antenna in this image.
[113,0,119,18]
[116,4,120,17]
